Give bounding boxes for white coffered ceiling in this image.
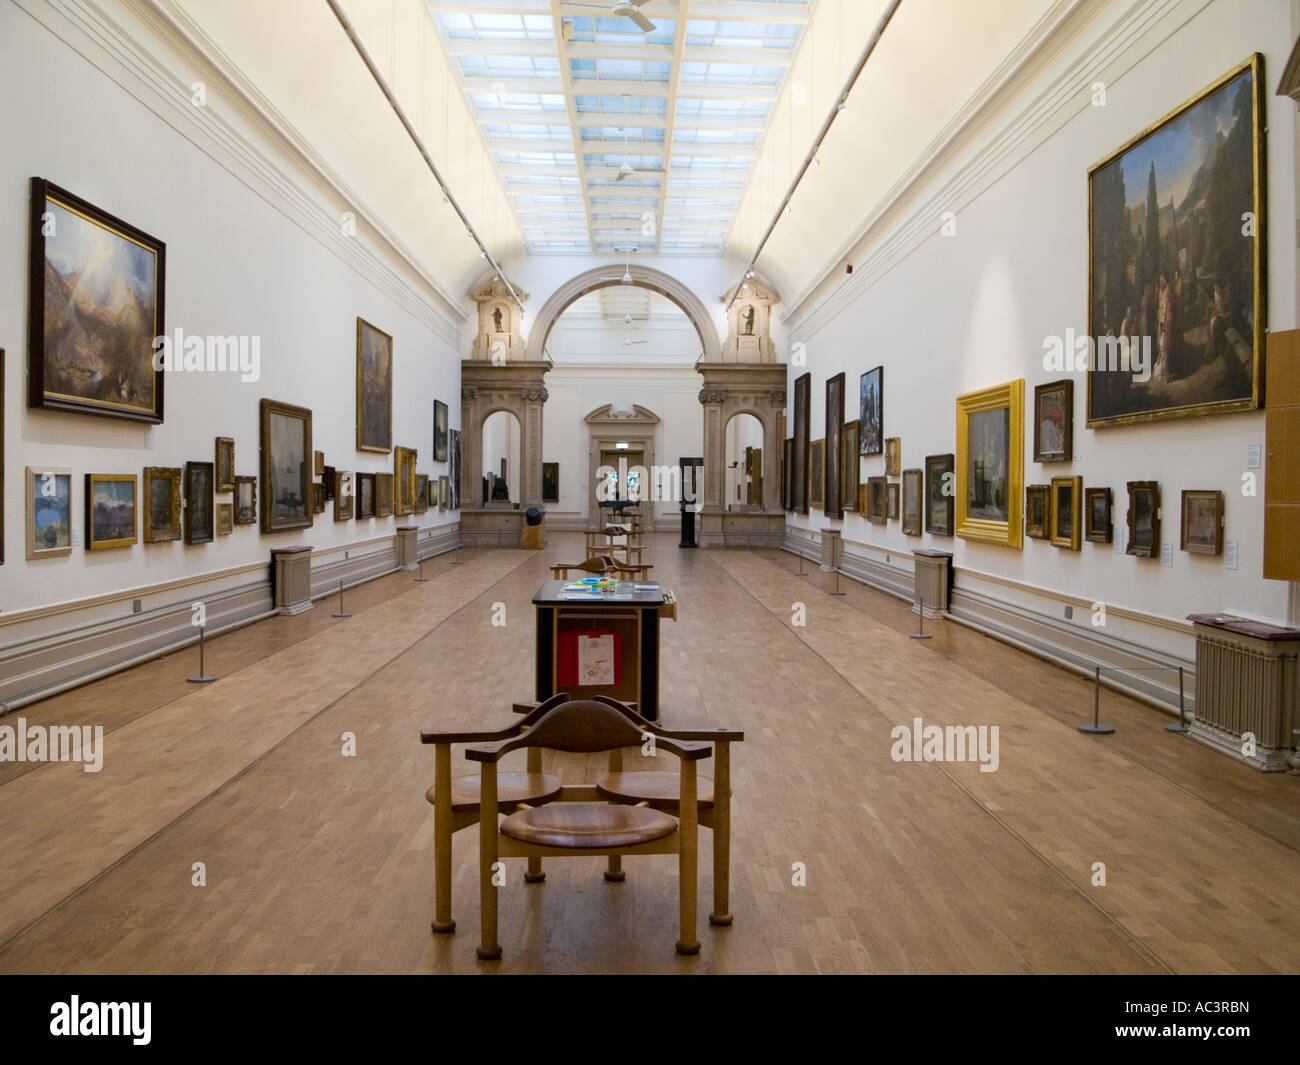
[428,0,816,255]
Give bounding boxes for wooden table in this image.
[533,580,676,720]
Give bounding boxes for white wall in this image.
[785,0,1297,633]
[0,0,464,615]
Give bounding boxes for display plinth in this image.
[913,550,953,617]
[272,546,313,616]
[395,526,419,570]
[819,528,841,572]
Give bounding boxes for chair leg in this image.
[709,742,733,926]
[477,764,502,961]
[524,748,545,883]
[605,748,626,882]
[675,761,700,955]
[431,744,456,933]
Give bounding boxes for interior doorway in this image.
[595,447,645,517]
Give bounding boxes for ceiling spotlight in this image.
[745,270,755,279]
[784,204,792,216]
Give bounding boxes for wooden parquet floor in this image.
[0,533,1295,973]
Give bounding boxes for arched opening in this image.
[481,410,521,506]
[725,412,766,509]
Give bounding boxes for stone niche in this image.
[470,277,529,363]
[719,277,779,363]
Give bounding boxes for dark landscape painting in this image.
[434,400,448,462]
[29,179,164,422]
[356,318,392,452]
[859,367,883,455]
[1088,56,1263,426]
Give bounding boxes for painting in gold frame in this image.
[901,468,923,536]
[376,472,394,517]
[887,482,899,520]
[809,439,825,509]
[956,379,1024,549]
[356,317,393,453]
[394,445,418,515]
[334,471,355,521]
[1087,55,1265,428]
[866,475,887,525]
[841,421,859,511]
[1181,489,1224,555]
[884,437,901,478]
[415,474,429,515]
[1050,475,1082,550]
[234,476,257,525]
[439,475,450,512]
[1085,486,1113,543]
[356,473,375,519]
[260,399,313,533]
[215,437,235,492]
[1025,485,1050,540]
[217,503,234,536]
[26,466,72,559]
[143,466,182,543]
[85,473,137,550]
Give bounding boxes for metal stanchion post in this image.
[1164,665,1190,733]
[910,597,933,640]
[1078,666,1115,734]
[414,556,428,583]
[332,579,352,619]
[186,626,217,683]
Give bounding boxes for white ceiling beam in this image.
[548,0,602,253]
[649,0,689,253]
[667,143,757,158]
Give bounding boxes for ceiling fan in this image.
[614,113,665,181]
[622,313,648,346]
[566,0,665,33]
[597,240,637,285]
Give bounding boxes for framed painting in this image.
[260,399,313,533]
[793,373,810,515]
[1025,485,1051,540]
[184,461,214,545]
[416,474,430,514]
[356,473,375,519]
[841,422,859,511]
[376,472,394,517]
[217,503,234,536]
[1087,55,1265,428]
[85,475,137,551]
[542,461,559,503]
[234,476,257,525]
[825,373,844,518]
[28,178,165,423]
[428,478,439,510]
[1033,381,1073,463]
[956,379,1024,549]
[143,466,182,543]
[859,367,883,456]
[866,476,888,525]
[887,481,899,521]
[1126,481,1161,558]
[1181,489,1224,555]
[26,467,73,559]
[434,400,449,462]
[439,475,450,512]
[394,445,418,515]
[356,318,393,453]
[313,450,324,477]
[321,465,336,501]
[1050,475,1082,550]
[925,454,955,536]
[312,483,326,515]
[449,430,461,510]
[901,469,922,535]
[213,437,235,493]
[884,437,901,478]
[1085,486,1113,543]
[809,439,825,509]
[334,471,355,520]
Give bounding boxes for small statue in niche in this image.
[742,305,755,336]
[493,307,504,333]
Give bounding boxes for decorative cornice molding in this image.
[785,0,1196,337]
[18,0,469,347]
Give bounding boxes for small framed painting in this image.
[234,476,257,525]
[884,437,901,478]
[217,503,234,536]
[1085,487,1112,543]
[439,475,450,512]
[859,367,883,456]
[1025,485,1051,540]
[312,482,326,515]
[841,421,859,511]
[313,450,325,477]
[143,466,182,543]
[260,399,313,533]
[809,439,825,509]
[394,446,418,515]
[356,473,375,519]
[887,481,899,520]
[1181,490,1224,555]
[925,454,954,537]
[184,461,215,545]
[1033,381,1073,463]
[334,471,355,520]
[26,467,73,559]
[416,474,430,514]
[542,461,559,504]
[1050,475,1082,550]
[866,475,888,525]
[215,437,235,492]
[901,469,923,536]
[85,474,137,550]
[433,400,449,462]
[428,478,440,510]
[321,465,336,501]
[956,379,1024,549]
[1126,481,1160,558]
[376,472,394,517]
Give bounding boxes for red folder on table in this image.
[557,628,622,686]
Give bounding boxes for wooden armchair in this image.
[419,693,571,934]
[467,698,712,959]
[550,554,653,582]
[512,695,744,927]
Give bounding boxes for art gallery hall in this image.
[2,0,1300,993]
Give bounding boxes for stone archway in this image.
[524,265,723,363]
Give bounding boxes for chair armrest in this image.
[426,694,571,742]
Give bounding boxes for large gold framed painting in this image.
[1087,55,1264,427]
[356,317,393,453]
[956,379,1024,549]
[28,178,165,422]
